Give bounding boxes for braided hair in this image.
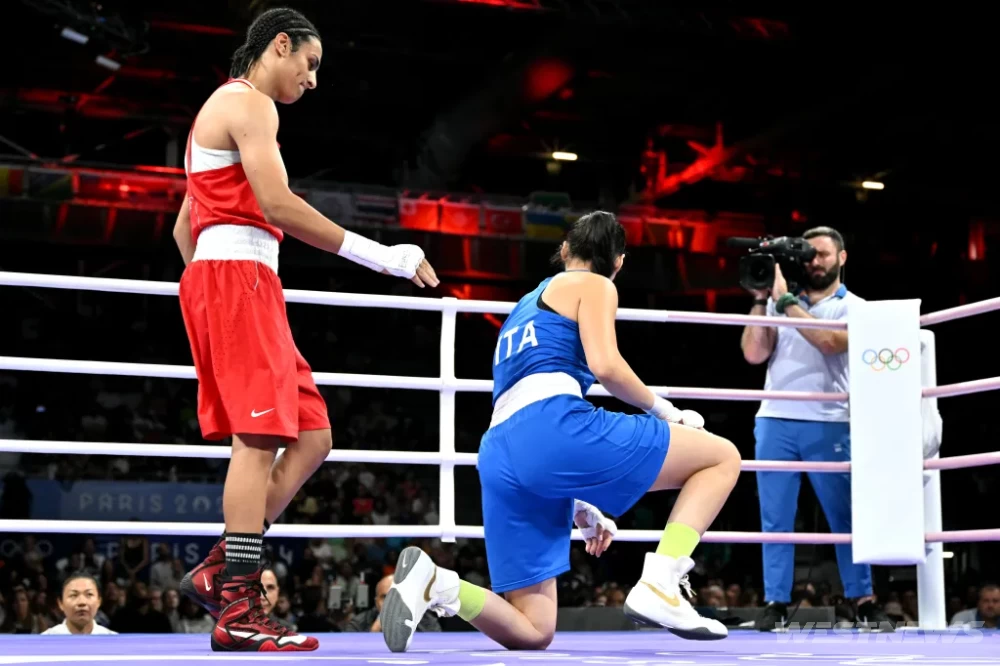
[230,7,321,79]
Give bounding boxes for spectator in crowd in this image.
[21,536,45,577]
[726,584,742,608]
[883,601,915,625]
[117,534,150,585]
[343,575,440,633]
[177,596,215,634]
[309,539,335,571]
[42,574,117,635]
[900,589,919,623]
[1,586,49,634]
[99,581,122,622]
[295,586,337,633]
[56,554,85,587]
[951,584,999,629]
[149,586,164,613]
[110,582,172,633]
[333,562,360,606]
[36,591,61,628]
[163,588,182,633]
[150,544,180,591]
[77,539,105,581]
[260,569,296,631]
[0,470,31,519]
[272,593,297,631]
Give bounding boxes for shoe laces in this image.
[678,575,695,601]
[224,576,289,636]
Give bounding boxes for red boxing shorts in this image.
[178,227,329,441]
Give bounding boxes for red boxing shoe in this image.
[179,537,226,619]
[211,570,318,652]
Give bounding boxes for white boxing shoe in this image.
[380,546,461,652]
[624,553,728,640]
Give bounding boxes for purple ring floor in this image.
[1,630,997,665]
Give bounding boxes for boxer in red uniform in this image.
[171,7,439,652]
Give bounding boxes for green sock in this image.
[655,522,701,559]
[457,580,486,622]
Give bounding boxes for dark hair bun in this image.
[556,211,626,278]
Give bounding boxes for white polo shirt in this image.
[756,284,862,423]
[41,620,117,635]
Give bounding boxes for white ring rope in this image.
[3,440,997,473]
[0,271,845,328]
[0,519,995,545]
[0,356,845,402]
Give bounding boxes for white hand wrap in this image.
[647,395,705,429]
[337,230,424,279]
[574,499,617,541]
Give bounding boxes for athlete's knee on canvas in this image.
[523,626,555,650]
[504,585,556,650]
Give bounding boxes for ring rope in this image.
[6,270,1000,325]
[0,355,847,402]
[0,519,996,545]
[3,353,993,401]
[0,271,846,329]
[2,440,997,473]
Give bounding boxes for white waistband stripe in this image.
[193,225,279,274]
[490,372,582,428]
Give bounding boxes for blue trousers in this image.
[754,417,872,602]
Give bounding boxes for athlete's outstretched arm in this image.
[172,196,195,266]
[578,276,656,411]
[229,93,438,288]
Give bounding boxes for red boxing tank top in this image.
[183,78,284,243]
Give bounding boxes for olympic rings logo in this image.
[861,347,910,371]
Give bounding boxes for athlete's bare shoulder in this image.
[557,270,615,296]
[543,270,615,321]
[194,84,277,151]
[220,85,278,135]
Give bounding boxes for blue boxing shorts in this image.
[477,393,670,593]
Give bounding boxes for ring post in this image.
[439,297,458,544]
[918,329,947,629]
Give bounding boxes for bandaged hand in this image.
[337,230,439,287]
[646,395,705,429]
[574,499,617,558]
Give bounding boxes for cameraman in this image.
[740,226,892,632]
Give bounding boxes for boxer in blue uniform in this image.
[379,212,742,652]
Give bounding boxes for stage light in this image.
[61,27,89,44]
[552,151,577,161]
[96,55,121,71]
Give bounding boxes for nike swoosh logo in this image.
[424,568,437,602]
[251,408,275,418]
[642,581,680,607]
[203,573,211,591]
[230,630,308,645]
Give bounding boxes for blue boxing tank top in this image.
[491,275,597,405]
